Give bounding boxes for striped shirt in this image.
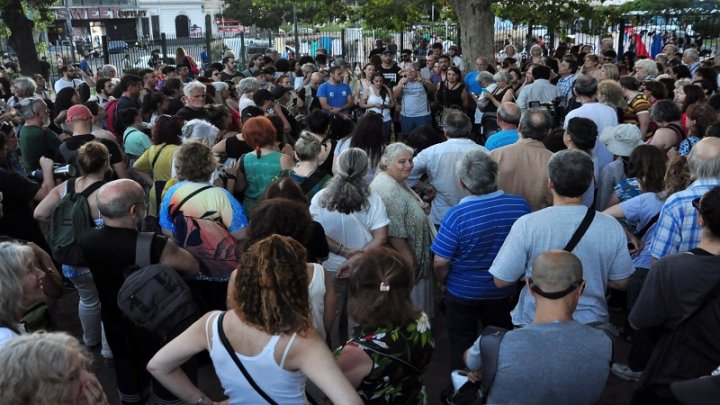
[431,191,531,300]
[649,178,720,259]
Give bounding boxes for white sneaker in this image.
[611,362,642,382]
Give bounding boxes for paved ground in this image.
[51,287,636,404]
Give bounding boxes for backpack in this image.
[170,185,240,280]
[104,98,121,144]
[635,250,720,401]
[46,178,104,266]
[117,232,199,339]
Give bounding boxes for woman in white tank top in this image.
[148,235,360,405]
[359,72,396,140]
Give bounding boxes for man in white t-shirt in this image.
[563,74,617,174]
[54,65,94,94]
[490,149,633,326]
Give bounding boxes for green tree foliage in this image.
[0,0,56,74]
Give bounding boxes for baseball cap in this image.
[270,86,290,99]
[599,124,643,157]
[66,104,93,123]
[252,89,273,106]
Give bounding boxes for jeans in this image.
[330,276,357,348]
[445,293,514,371]
[68,270,112,358]
[400,114,432,135]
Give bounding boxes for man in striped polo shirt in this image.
[431,149,531,371]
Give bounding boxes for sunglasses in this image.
[692,197,701,211]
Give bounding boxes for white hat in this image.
[599,124,643,157]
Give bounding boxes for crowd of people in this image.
[0,34,719,405]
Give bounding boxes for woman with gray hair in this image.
[370,142,435,316]
[481,70,515,113]
[0,241,50,348]
[0,331,108,405]
[237,77,258,112]
[309,147,389,345]
[633,58,659,81]
[290,131,332,199]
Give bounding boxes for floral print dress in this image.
[336,313,435,404]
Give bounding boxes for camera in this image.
[29,164,76,182]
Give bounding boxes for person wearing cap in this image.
[596,124,643,210]
[318,66,354,120]
[629,186,720,403]
[466,250,612,404]
[378,49,401,88]
[490,149,633,327]
[59,104,127,179]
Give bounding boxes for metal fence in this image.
[31,12,717,85]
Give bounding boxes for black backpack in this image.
[117,232,199,339]
[46,178,103,265]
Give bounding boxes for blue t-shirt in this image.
[317,81,352,113]
[620,192,665,269]
[431,191,531,300]
[484,129,519,151]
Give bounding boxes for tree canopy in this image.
[0,0,56,74]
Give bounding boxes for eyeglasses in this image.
[212,72,221,76]
[692,197,702,212]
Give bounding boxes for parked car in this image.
[108,40,129,54]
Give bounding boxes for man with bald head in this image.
[465,250,612,404]
[297,71,324,114]
[78,179,198,404]
[650,137,720,261]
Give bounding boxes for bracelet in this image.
[194,394,206,405]
[225,173,237,180]
[337,244,345,256]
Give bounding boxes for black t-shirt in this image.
[164,98,185,116]
[378,64,401,87]
[79,226,167,326]
[225,136,252,159]
[0,169,49,252]
[176,106,209,121]
[220,70,241,82]
[630,250,720,330]
[60,134,124,166]
[116,95,140,112]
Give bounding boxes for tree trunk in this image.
[4,0,41,75]
[448,0,495,63]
